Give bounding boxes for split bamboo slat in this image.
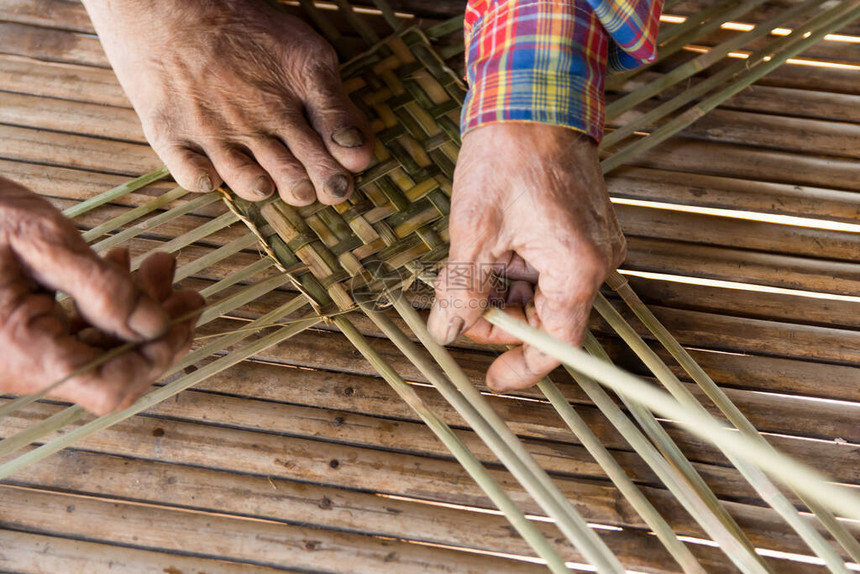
[0,0,859,572]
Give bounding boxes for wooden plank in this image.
[622,275,860,330]
[607,166,860,224]
[625,237,860,296]
[1,401,853,560]
[0,0,97,34]
[0,485,545,573]
[631,139,860,192]
[0,21,109,68]
[722,85,860,124]
[0,528,280,574]
[0,54,128,107]
[0,90,144,142]
[617,203,860,263]
[6,449,699,573]
[0,124,160,175]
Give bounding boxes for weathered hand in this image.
[0,177,204,415]
[428,124,626,392]
[82,0,373,205]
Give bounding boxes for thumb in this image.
[427,240,496,346]
[10,211,168,342]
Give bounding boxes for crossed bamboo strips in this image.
[1,0,859,572]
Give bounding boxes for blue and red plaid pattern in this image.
[462,0,663,142]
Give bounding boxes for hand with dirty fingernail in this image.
[82,0,374,205]
[427,124,626,393]
[0,176,205,415]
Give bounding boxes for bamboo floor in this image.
[0,0,858,572]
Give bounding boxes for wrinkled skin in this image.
[427,124,626,392]
[0,177,204,415]
[82,0,374,205]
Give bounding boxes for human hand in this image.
[82,0,373,205]
[0,177,205,415]
[427,124,626,392]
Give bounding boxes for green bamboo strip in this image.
[606,0,751,91]
[83,192,218,250]
[607,274,860,565]
[126,211,239,270]
[387,299,624,573]
[537,377,705,574]
[331,0,380,46]
[370,0,401,32]
[172,233,262,283]
[656,0,739,45]
[296,0,344,49]
[198,268,290,325]
[601,1,860,173]
[605,0,822,121]
[336,313,572,574]
[602,0,860,153]
[483,309,860,523]
[424,16,464,41]
[81,186,191,243]
[0,315,320,481]
[654,0,767,71]
[62,166,170,220]
[592,294,849,571]
[581,332,762,558]
[575,332,770,574]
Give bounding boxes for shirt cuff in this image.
[462,0,610,142]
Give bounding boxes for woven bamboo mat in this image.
[0,0,858,572]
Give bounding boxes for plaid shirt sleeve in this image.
[462,0,663,142]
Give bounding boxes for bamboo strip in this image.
[536,376,705,574]
[82,189,212,244]
[564,334,769,573]
[173,233,262,283]
[0,312,319,480]
[592,294,850,571]
[603,0,860,151]
[387,299,625,572]
[606,0,822,121]
[334,313,572,574]
[61,166,169,219]
[127,211,239,269]
[607,274,860,564]
[483,310,860,523]
[0,266,301,457]
[606,0,756,91]
[601,2,860,173]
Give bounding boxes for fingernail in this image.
[127,296,168,340]
[442,316,464,345]
[291,179,316,203]
[325,174,351,199]
[332,127,364,148]
[251,175,274,200]
[197,174,214,193]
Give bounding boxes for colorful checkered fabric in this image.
[462,0,663,142]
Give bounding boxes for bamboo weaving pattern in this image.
[1,1,859,572]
